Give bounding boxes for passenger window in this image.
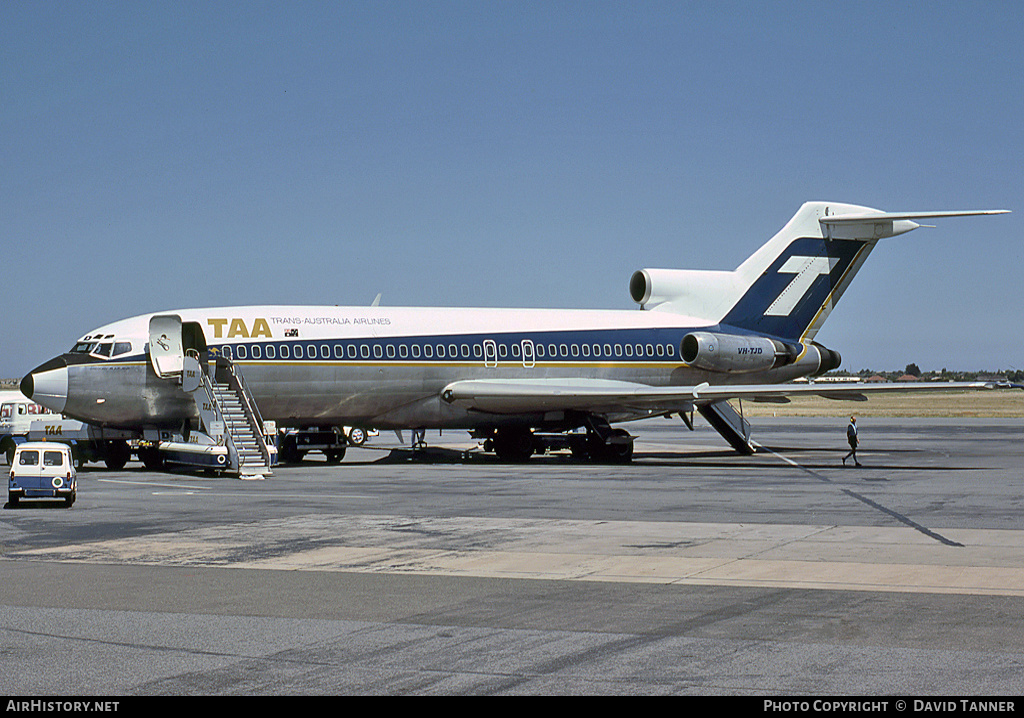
[236,345,247,359]
[44,451,64,467]
[279,345,289,359]
[348,345,357,359]
[19,451,39,466]
[251,345,262,359]
[373,345,383,359]
[360,345,370,359]
[294,346,303,359]
[266,345,276,359]
[399,345,408,359]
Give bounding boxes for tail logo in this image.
[764,255,841,317]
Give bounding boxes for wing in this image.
[440,377,993,415]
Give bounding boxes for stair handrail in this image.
[215,356,274,469]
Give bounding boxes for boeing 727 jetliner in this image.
[20,202,1008,474]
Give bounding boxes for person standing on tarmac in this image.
[843,416,861,467]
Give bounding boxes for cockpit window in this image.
[93,343,113,357]
[112,342,132,356]
[71,342,97,354]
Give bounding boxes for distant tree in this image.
[905,363,921,377]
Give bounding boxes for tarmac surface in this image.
[1,416,1022,695]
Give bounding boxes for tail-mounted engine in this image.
[680,331,841,376]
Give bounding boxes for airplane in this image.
[19,201,1008,472]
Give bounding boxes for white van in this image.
[8,442,77,507]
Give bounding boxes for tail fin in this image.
[631,202,1007,342]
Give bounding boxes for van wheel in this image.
[65,493,75,507]
[8,492,18,507]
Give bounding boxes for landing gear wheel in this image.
[103,440,131,470]
[347,428,366,446]
[139,447,164,470]
[493,428,535,463]
[601,428,634,464]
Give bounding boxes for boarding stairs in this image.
[185,353,276,477]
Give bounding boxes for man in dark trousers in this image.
[843,416,861,467]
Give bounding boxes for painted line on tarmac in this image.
[753,442,964,547]
[98,478,213,491]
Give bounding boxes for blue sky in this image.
[2,1,1021,378]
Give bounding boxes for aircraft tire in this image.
[103,440,130,470]
[139,447,164,470]
[493,428,534,463]
[589,429,633,464]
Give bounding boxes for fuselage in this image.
[22,304,820,434]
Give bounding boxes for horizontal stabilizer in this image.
[820,209,1009,224]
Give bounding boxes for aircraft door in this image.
[149,315,184,379]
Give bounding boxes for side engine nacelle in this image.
[681,331,843,376]
[681,332,793,373]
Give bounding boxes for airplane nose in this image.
[21,357,69,414]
